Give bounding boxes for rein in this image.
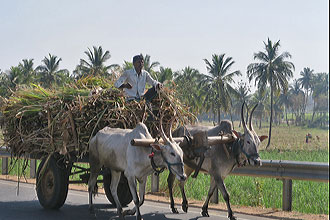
[149,151,165,175]
[148,149,183,176]
[232,138,259,165]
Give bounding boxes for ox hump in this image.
[132,122,152,139]
[98,126,132,135]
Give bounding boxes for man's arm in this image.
[114,71,132,89]
[119,83,132,89]
[145,71,162,90]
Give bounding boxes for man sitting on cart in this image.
[114,54,162,101]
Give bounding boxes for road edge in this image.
[0,174,328,220]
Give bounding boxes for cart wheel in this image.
[36,154,69,209]
[103,172,132,206]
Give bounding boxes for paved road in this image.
[0,179,270,220]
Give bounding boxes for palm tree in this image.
[247,38,294,148]
[18,59,35,84]
[199,80,218,122]
[201,54,241,123]
[142,54,160,79]
[7,66,23,87]
[122,61,133,71]
[78,46,119,77]
[250,88,267,129]
[36,54,69,88]
[0,66,21,96]
[272,95,284,125]
[289,80,305,125]
[0,70,10,97]
[174,67,202,114]
[278,90,292,126]
[158,66,173,86]
[298,67,314,119]
[234,81,251,127]
[311,72,329,122]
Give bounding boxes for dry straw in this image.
[0,76,194,160]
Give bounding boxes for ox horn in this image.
[249,104,258,131]
[159,112,170,144]
[241,101,248,131]
[168,116,176,143]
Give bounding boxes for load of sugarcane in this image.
[0,76,194,159]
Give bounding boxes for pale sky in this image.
[0,0,329,89]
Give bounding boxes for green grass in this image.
[260,149,328,162]
[0,158,33,178]
[151,169,329,215]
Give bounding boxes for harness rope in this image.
[148,149,183,176]
[231,138,259,166]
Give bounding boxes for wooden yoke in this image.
[130,133,236,147]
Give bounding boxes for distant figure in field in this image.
[306,133,312,143]
[316,135,320,141]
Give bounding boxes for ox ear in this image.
[232,130,242,139]
[259,135,268,142]
[150,143,162,151]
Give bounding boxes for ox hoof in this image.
[228,215,237,220]
[89,206,95,214]
[201,210,209,217]
[123,209,136,216]
[171,207,179,214]
[182,203,188,213]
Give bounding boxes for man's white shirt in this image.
[114,68,158,100]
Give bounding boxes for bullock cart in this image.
[0,78,192,210]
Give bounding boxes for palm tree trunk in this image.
[303,89,308,122]
[311,98,316,122]
[285,110,289,126]
[230,111,234,129]
[217,86,221,124]
[266,79,273,149]
[213,110,216,124]
[217,108,221,124]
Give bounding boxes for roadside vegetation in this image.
[0,40,328,215]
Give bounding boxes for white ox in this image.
[88,122,186,220]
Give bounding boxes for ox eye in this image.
[247,141,251,144]
[170,152,175,157]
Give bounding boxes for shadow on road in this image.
[0,200,310,220]
[0,201,183,220]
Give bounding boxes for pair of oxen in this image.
[88,103,267,220]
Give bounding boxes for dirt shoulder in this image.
[0,174,328,220]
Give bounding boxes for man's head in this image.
[133,55,144,74]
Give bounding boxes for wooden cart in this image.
[34,151,132,209]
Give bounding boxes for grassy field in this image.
[0,124,329,214]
